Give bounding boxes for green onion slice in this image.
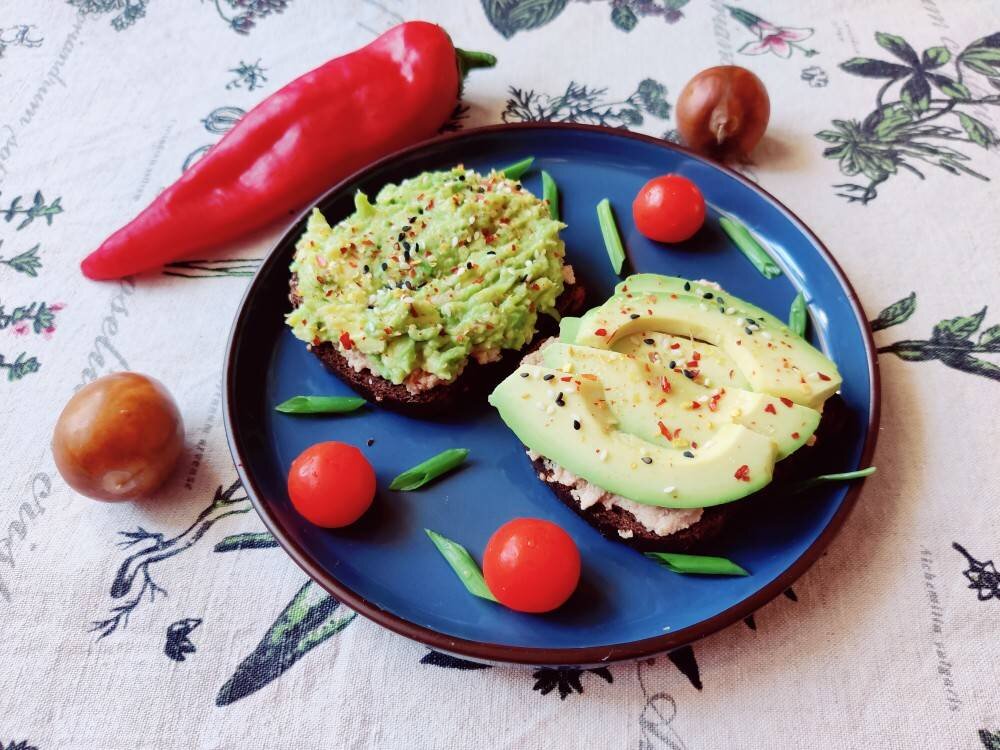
[719,215,782,279]
[787,466,877,495]
[389,448,469,491]
[425,529,497,601]
[541,170,559,220]
[597,198,626,275]
[788,291,808,337]
[499,156,535,180]
[645,552,749,576]
[275,395,366,414]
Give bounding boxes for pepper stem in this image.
[455,48,497,81]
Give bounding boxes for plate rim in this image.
[222,122,882,666]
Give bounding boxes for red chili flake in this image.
[383,327,393,335]
[818,372,832,381]
[734,464,751,482]
[691,441,699,449]
[621,285,629,292]
[530,283,540,291]
[595,328,608,337]
[656,398,667,407]
[780,397,794,408]
[581,373,598,381]
[670,342,681,350]
[791,432,800,439]
[690,401,701,409]
[339,331,354,350]
[560,376,573,382]
[657,421,674,440]
[687,360,699,368]
[483,232,495,244]
[708,391,723,412]
[659,376,671,393]
[485,323,494,330]
[499,217,510,225]
[764,403,777,415]
[692,351,701,361]
[670,294,677,300]
[647,309,653,315]
[311,337,321,347]
[426,199,435,209]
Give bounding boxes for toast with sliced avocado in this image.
[489,274,843,550]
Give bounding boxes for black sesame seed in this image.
[668,360,676,369]
[477,187,485,194]
[684,281,691,291]
[555,393,565,406]
[683,450,694,458]
[703,292,714,300]
[520,371,530,378]
[404,280,413,290]
[573,420,581,430]
[641,456,653,464]
[630,313,640,320]
[683,369,696,379]
[403,250,411,261]
[363,265,370,273]
[745,327,754,335]
[543,373,555,381]
[466,261,473,270]
[644,338,655,345]
[367,304,374,310]
[717,296,725,305]
[417,208,424,215]
[458,174,465,181]
[402,240,411,251]
[408,216,416,223]
[397,233,405,242]
[486,250,496,255]
[381,262,388,271]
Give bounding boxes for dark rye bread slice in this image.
[529,394,850,552]
[289,275,586,418]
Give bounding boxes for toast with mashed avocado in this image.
[490,275,844,551]
[286,165,583,415]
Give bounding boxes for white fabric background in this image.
[1,1,998,748]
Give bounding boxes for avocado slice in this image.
[559,315,581,343]
[611,331,752,390]
[541,343,819,459]
[573,290,841,408]
[489,364,776,508]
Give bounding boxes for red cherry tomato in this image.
[483,518,581,613]
[287,441,375,528]
[632,174,706,243]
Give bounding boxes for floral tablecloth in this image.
[2,2,999,749]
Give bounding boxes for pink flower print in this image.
[12,322,28,336]
[741,22,815,58]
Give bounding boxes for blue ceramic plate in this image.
[224,124,879,666]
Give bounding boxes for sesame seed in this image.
[401,225,411,232]
[683,369,696,379]
[555,392,565,406]
[684,281,691,291]
[573,420,581,430]
[408,216,416,223]
[381,262,388,271]
[703,292,714,300]
[644,338,655,345]
[641,456,653,464]
[520,371,530,378]
[468,215,475,225]
[363,265,370,273]
[466,262,473,270]
[451,237,459,247]
[630,313,640,319]
[668,360,676,369]
[745,327,754,335]
[683,450,694,458]
[543,373,555,381]
[726,307,736,314]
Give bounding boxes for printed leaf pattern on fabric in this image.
[0,351,40,381]
[980,730,1000,750]
[0,244,42,278]
[210,0,291,34]
[874,293,1000,382]
[502,78,671,128]
[0,742,40,750]
[91,480,251,638]
[1,191,63,230]
[68,0,148,30]
[954,543,1000,601]
[532,667,613,699]
[183,106,246,172]
[870,292,916,331]
[216,580,356,706]
[818,31,1000,204]
[420,651,492,670]
[481,0,688,38]
[165,618,202,662]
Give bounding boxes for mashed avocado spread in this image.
[287,166,567,386]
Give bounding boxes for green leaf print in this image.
[870,292,916,331]
[0,243,42,277]
[980,729,1000,750]
[932,307,986,343]
[819,31,1000,203]
[216,580,356,706]
[874,294,1000,382]
[611,5,638,31]
[0,351,40,381]
[480,0,568,38]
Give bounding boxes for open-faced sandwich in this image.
[489,274,843,551]
[286,165,583,416]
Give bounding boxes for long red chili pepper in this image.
[81,22,495,280]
